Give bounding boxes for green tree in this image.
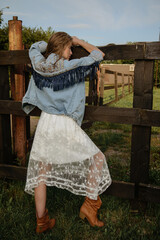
[0,7,9,27]
[0,24,54,50]
[0,10,3,26]
[154,60,160,87]
[0,24,8,50]
[22,26,54,49]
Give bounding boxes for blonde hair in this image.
[44,32,72,59]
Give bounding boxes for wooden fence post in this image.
[8,16,26,166]
[114,72,118,101]
[122,73,125,97]
[93,74,98,106]
[132,75,134,92]
[128,75,130,93]
[88,75,93,105]
[99,67,105,105]
[0,66,12,163]
[130,59,154,209]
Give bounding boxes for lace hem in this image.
[25,175,111,200]
[25,153,112,200]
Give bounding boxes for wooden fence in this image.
[0,39,160,205]
[99,66,134,105]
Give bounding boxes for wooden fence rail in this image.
[99,67,134,105]
[0,40,160,205]
[0,41,160,65]
[1,100,160,127]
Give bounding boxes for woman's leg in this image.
[87,151,105,200]
[35,183,55,234]
[79,152,107,227]
[35,183,46,218]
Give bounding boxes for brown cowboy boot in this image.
[36,209,55,233]
[79,196,104,227]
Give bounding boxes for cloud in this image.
[113,0,160,29]
[56,0,160,31]
[4,11,31,17]
[65,0,114,30]
[63,23,91,29]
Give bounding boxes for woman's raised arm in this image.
[72,36,105,57]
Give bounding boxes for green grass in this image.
[153,87,160,110]
[109,86,160,110]
[0,179,160,240]
[103,85,133,105]
[1,87,160,239]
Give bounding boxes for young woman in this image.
[22,32,112,233]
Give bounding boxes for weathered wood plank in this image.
[0,100,41,116]
[131,60,154,184]
[84,106,160,127]
[138,183,160,203]
[0,42,159,66]
[71,44,146,60]
[0,164,27,180]
[0,66,12,164]
[84,105,138,124]
[105,181,135,199]
[0,50,30,65]
[107,181,160,203]
[1,100,160,126]
[99,67,105,106]
[114,72,118,101]
[104,83,131,90]
[122,73,125,97]
[0,45,143,65]
[145,42,160,60]
[100,44,145,60]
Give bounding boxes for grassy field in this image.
[103,85,133,105]
[0,88,160,240]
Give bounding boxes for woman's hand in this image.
[72,36,105,57]
[72,36,81,46]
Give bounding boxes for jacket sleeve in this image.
[63,50,103,70]
[29,41,52,74]
[29,41,47,62]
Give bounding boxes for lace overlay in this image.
[25,113,112,200]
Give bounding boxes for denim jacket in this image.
[22,41,103,126]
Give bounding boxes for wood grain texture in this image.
[131,60,154,184]
[0,42,160,66]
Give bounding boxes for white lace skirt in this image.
[25,112,112,200]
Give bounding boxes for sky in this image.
[1,0,160,46]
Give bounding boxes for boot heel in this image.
[79,211,86,220]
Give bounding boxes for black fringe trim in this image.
[32,61,100,91]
